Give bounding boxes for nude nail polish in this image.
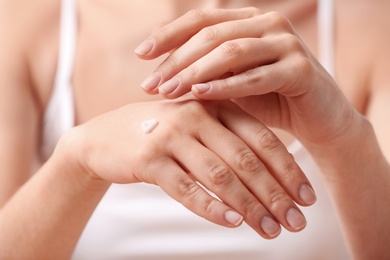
[299,184,317,205]
[260,216,281,238]
[140,72,161,90]
[224,210,243,226]
[286,208,306,231]
[135,37,155,55]
[192,83,211,94]
[158,77,180,94]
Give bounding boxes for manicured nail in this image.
[224,210,243,226]
[299,184,317,205]
[140,72,162,91]
[135,37,155,55]
[158,77,180,94]
[192,83,211,94]
[260,216,281,238]
[286,208,306,231]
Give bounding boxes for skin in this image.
[0,0,389,259]
[137,3,390,259]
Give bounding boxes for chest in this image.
[54,0,371,124]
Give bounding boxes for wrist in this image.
[53,127,111,191]
[304,109,382,175]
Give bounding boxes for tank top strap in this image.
[41,0,77,160]
[318,0,334,76]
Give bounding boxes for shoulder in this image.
[0,0,61,110]
[336,1,390,158]
[335,0,390,98]
[336,0,390,55]
[0,0,60,46]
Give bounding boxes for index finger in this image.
[134,8,261,59]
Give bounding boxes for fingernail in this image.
[260,216,281,238]
[192,83,211,94]
[224,210,243,226]
[158,77,180,94]
[286,208,306,230]
[299,184,317,205]
[140,72,162,91]
[135,37,155,55]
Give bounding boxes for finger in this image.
[150,21,170,35]
[135,7,262,59]
[218,103,316,231]
[148,16,269,90]
[147,157,244,228]
[222,103,316,204]
[191,36,310,99]
[195,109,309,233]
[157,37,280,98]
[171,137,282,239]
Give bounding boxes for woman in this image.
[0,0,389,259]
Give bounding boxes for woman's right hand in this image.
[57,98,316,239]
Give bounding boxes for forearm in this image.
[0,137,110,259]
[307,114,390,259]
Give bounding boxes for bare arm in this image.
[136,4,390,258]
[0,1,108,258]
[306,112,390,260]
[314,3,390,258]
[0,140,110,259]
[0,0,39,207]
[0,6,315,254]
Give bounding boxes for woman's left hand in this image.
[135,7,358,149]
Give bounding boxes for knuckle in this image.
[281,159,302,183]
[180,99,206,117]
[242,200,262,217]
[186,9,209,24]
[170,99,207,122]
[293,54,313,75]
[208,164,233,186]
[267,11,293,31]
[246,7,263,17]
[198,26,219,43]
[164,54,180,72]
[178,178,201,200]
[138,142,160,161]
[215,79,232,97]
[255,128,281,151]
[219,40,243,58]
[283,34,304,53]
[286,55,313,89]
[242,68,263,86]
[267,188,290,207]
[187,63,201,78]
[236,148,263,174]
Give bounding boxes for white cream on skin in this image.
[141,119,159,134]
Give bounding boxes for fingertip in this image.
[140,71,162,92]
[142,88,160,96]
[192,83,211,95]
[191,83,217,100]
[260,216,282,239]
[224,210,244,227]
[298,183,317,206]
[158,78,194,99]
[286,208,307,232]
[158,77,180,95]
[134,37,156,57]
[191,82,230,100]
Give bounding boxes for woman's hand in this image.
[136,8,359,148]
[61,98,316,239]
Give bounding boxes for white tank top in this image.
[44,0,349,259]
